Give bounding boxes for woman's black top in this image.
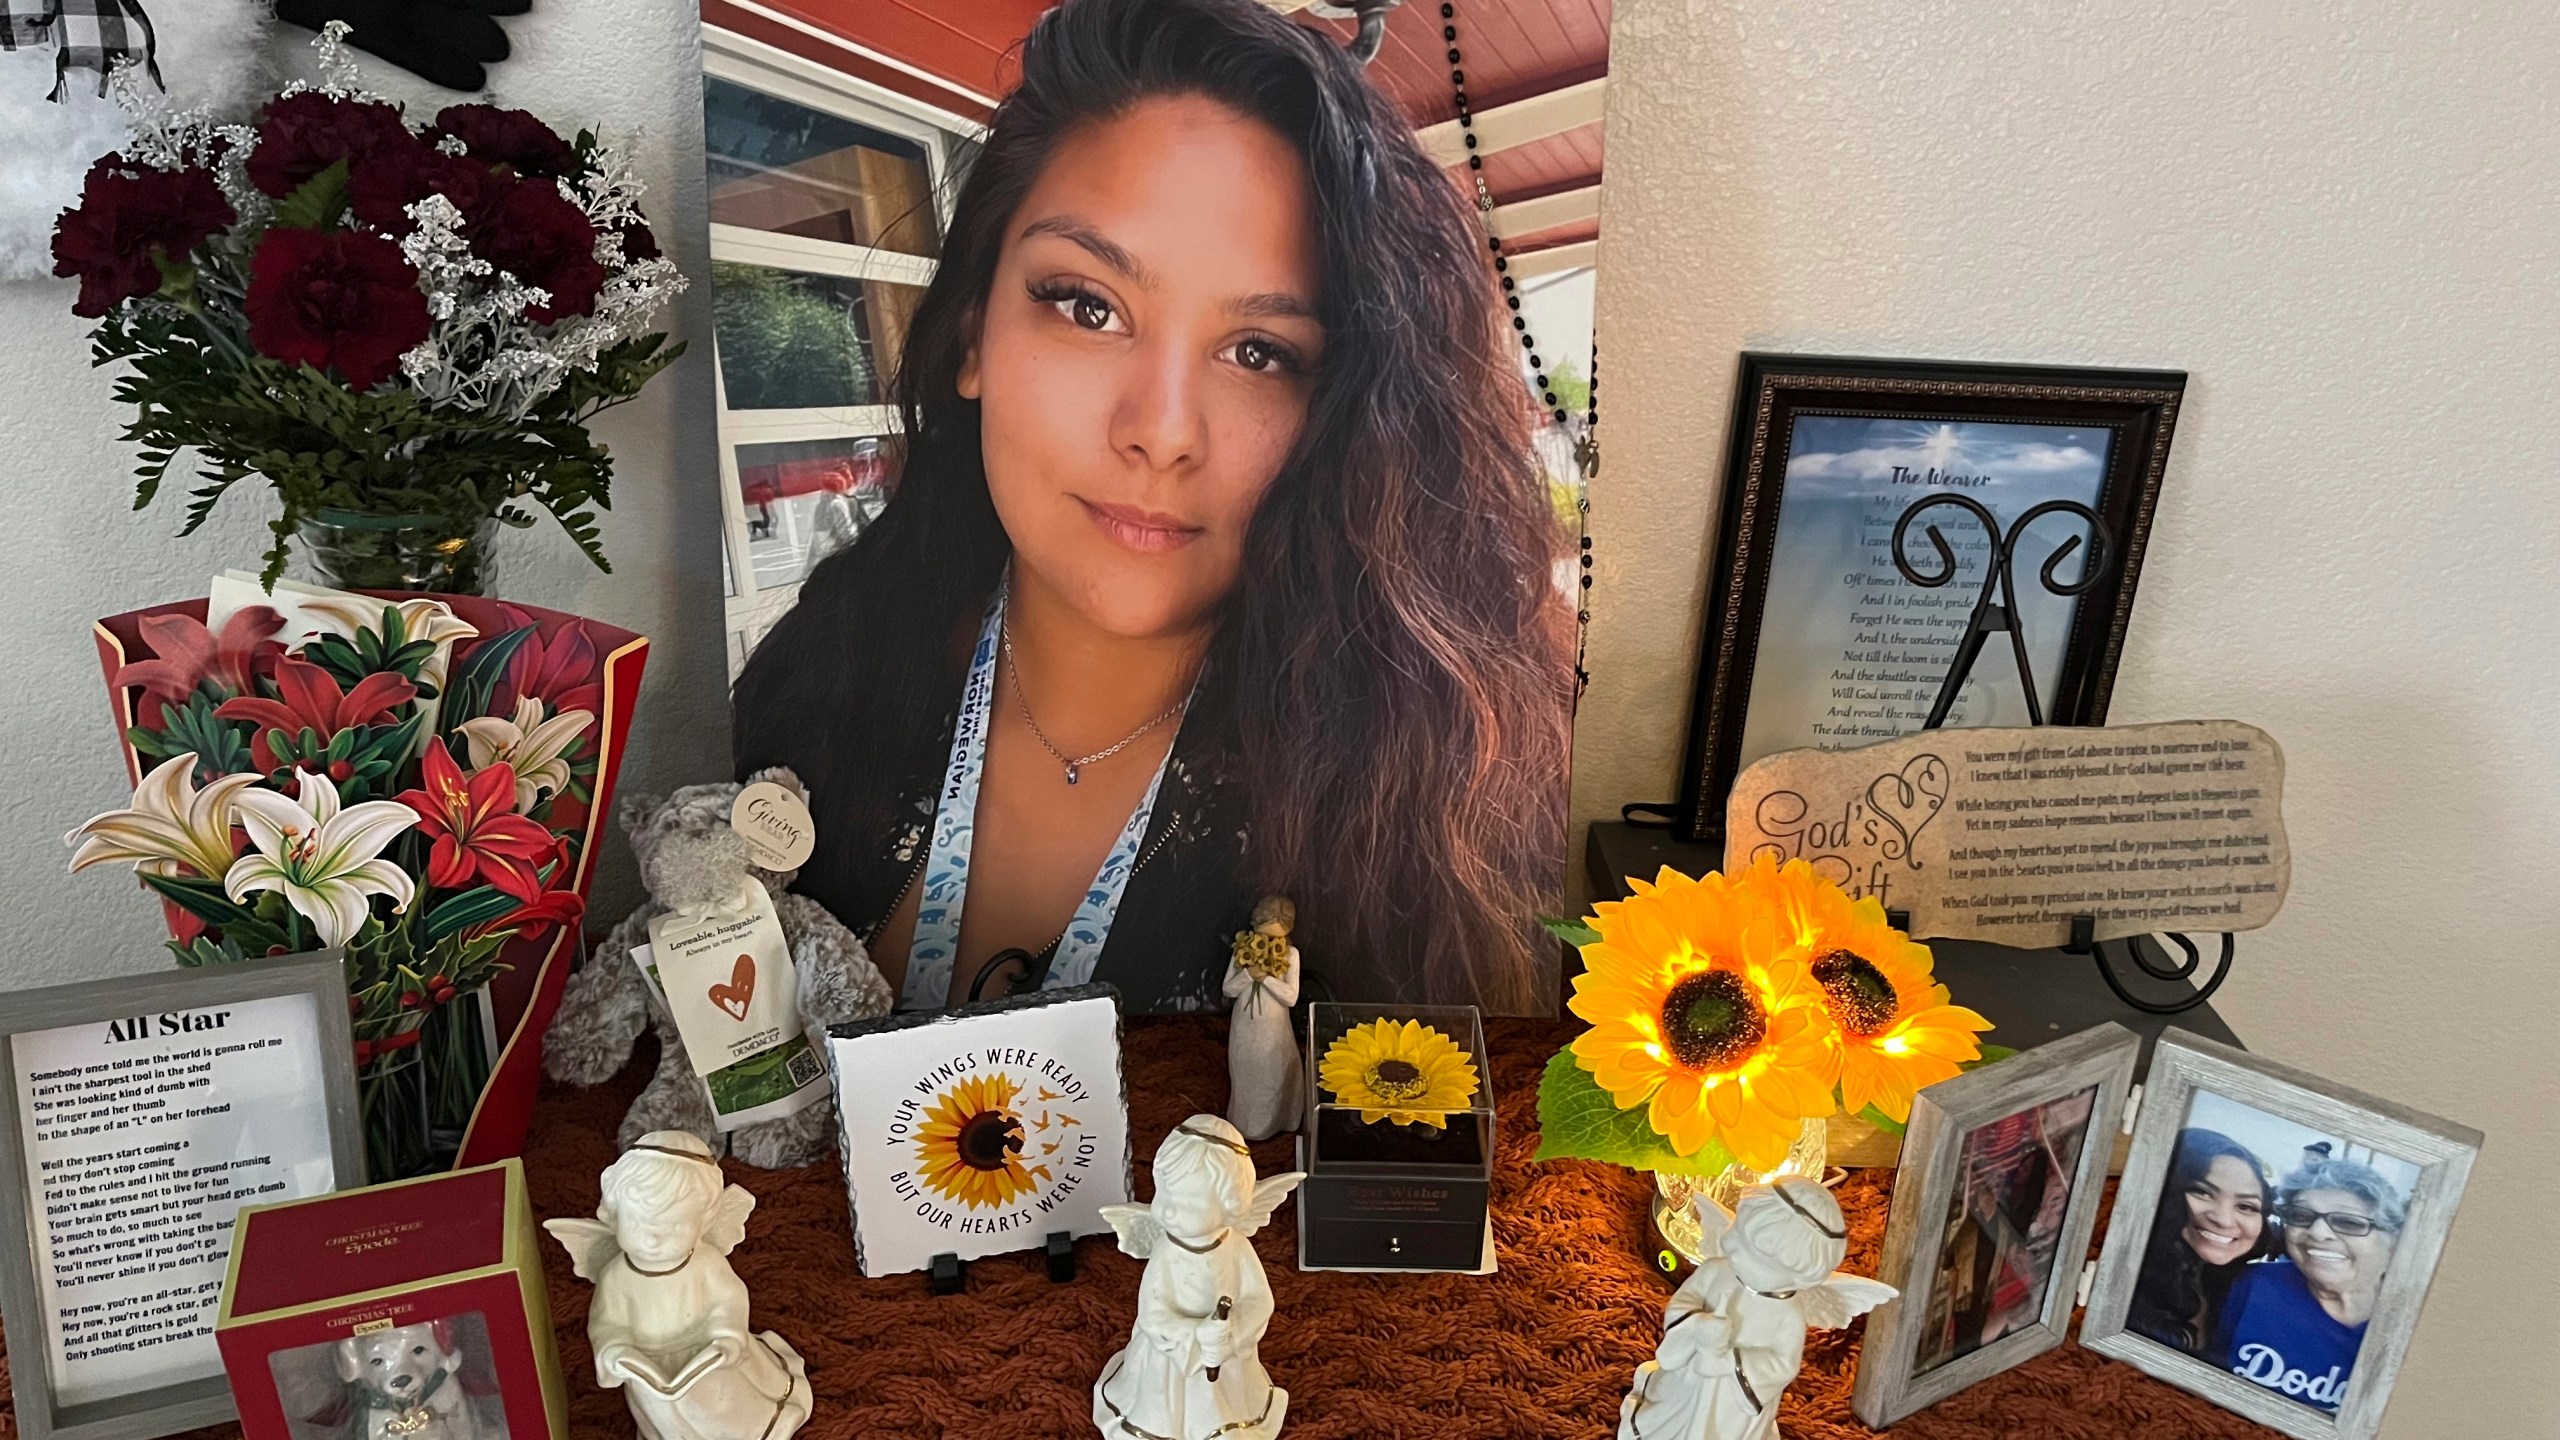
[737,669,1253,1014]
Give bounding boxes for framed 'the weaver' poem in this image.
[1674,355,2186,843]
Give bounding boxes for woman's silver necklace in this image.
[1000,621,1187,786]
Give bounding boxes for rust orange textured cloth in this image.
[0,1017,2279,1439]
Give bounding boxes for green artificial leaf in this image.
[423,886,519,942]
[271,159,351,232]
[140,872,261,930]
[168,934,247,968]
[303,604,441,693]
[441,626,535,735]
[1539,914,1601,947]
[1968,1044,2020,1069]
[126,689,256,780]
[1533,1049,1737,1177]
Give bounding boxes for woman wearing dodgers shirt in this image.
[2212,1156,2406,1411]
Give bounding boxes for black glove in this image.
[274,0,530,93]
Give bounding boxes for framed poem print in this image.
[1674,354,2186,843]
[0,951,363,1440]
[1852,1022,2139,1428]
[2081,1029,2481,1440]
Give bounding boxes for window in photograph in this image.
[712,264,926,413]
[2126,1088,2419,1416]
[264,1312,510,1440]
[1914,1084,2098,1375]
[702,32,977,676]
[734,434,902,592]
[706,75,941,258]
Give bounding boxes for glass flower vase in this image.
[358,1042,435,1184]
[1651,1116,1831,1268]
[296,508,499,595]
[422,988,495,1171]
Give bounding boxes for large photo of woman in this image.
[713,0,1605,1013]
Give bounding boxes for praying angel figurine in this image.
[1094,1115,1303,1440]
[1618,1177,1895,1440]
[545,1132,814,1440]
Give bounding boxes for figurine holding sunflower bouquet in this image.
[1536,857,2003,1254]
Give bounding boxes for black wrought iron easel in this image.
[1891,493,2234,1015]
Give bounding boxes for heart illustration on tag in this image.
[708,954,756,1022]
[1866,753,1950,865]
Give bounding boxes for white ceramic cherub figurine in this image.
[1222,896,1304,1142]
[1618,1177,1896,1440]
[545,1132,814,1440]
[1094,1115,1304,1440]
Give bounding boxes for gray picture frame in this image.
[1852,1021,2140,1428]
[0,951,363,1440]
[2080,1028,2482,1440]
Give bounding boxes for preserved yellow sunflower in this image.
[1746,854,1992,1124]
[1319,1018,1479,1128]
[914,1072,1040,1210]
[1566,866,1839,1170]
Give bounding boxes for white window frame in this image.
[701,28,981,662]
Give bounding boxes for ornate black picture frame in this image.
[1674,354,2187,844]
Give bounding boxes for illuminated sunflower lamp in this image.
[1535,857,1997,1269]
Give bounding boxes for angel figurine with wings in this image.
[1094,1115,1303,1440]
[544,1132,813,1440]
[1618,1177,1895,1440]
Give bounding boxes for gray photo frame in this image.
[0,951,363,1440]
[2081,1028,2481,1440]
[1852,1021,2139,1428]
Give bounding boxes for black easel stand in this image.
[2064,917,2235,1015]
[1894,493,2230,1017]
[927,1233,1080,1295]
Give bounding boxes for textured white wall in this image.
[1578,0,2559,1433]
[0,3,727,986]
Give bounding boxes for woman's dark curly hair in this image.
[731,0,1572,1010]
[2127,1128,2280,1353]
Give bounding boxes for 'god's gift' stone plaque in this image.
[1725,719,2289,946]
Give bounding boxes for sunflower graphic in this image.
[1750,854,1991,1125]
[1566,864,1838,1171]
[914,1072,1040,1210]
[1319,1018,1480,1128]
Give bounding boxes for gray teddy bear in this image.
[543,769,892,1169]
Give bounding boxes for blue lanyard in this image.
[898,580,1181,1009]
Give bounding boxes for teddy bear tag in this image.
[647,883,804,1086]
[731,781,817,871]
[709,954,756,1021]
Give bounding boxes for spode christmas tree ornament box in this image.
[214,1159,566,1440]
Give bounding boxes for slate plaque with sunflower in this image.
[1299,1003,1496,1274]
[825,985,1132,1276]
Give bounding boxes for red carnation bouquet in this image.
[48,25,684,588]
[74,581,647,1183]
